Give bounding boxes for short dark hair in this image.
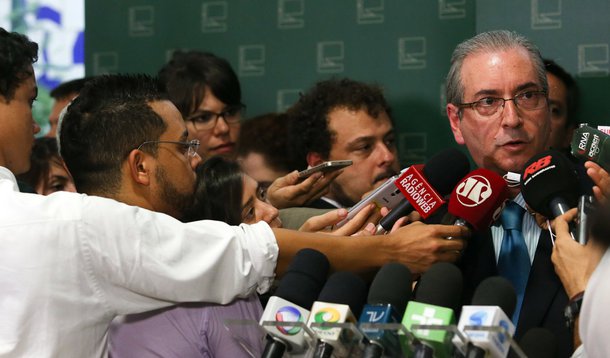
[183,155,243,225]
[59,74,168,194]
[0,28,38,101]
[287,78,392,168]
[158,51,242,118]
[237,112,305,172]
[544,58,580,128]
[16,137,61,190]
[50,77,92,99]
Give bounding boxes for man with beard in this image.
[287,78,400,209]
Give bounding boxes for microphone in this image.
[510,327,557,358]
[448,168,510,231]
[454,276,516,358]
[358,263,413,358]
[377,148,470,233]
[521,149,580,219]
[259,248,330,358]
[571,123,610,171]
[401,262,463,358]
[307,271,368,358]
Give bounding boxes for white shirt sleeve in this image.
[79,195,278,315]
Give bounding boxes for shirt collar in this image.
[0,166,20,192]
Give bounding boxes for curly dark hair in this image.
[158,50,242,119]
[0,28,38,101]
[287,78,392,170]
[237,112,305,172]
[59,74,168,195]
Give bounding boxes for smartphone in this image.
[334,169,407,228]
[576,195,595,245]
[297,160,353,179]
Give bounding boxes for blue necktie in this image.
[497,201,530,324]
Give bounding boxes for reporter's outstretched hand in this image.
[266,169,342,209]
[551,208,604,298]
[299,204,382,236]
[585,161,610,204]
[383,221,470,275]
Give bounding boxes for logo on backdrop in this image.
[278,0,305,29]
[398,37,427,70]
[201,1,228,33]
[317,41,345,73]
[356,0,384,24]
[578,44,609,77]
[238,45,266,76]
[531,0,562,29]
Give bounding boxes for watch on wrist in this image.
[564,291,585,329]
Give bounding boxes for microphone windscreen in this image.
[274,248,330,309]
[415,262,463,311]
[318,271,368,317]
[423,148,471,195]
[517,327,557,358]
[471,276,517,318]
[448,168,509,231]
[367,263,413,316]
[521,150,579,218]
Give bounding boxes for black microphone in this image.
[510,327,557,358]
[454,277,517,358]
[402,262,463,358]
[358,263,413,358]
[521,149,579,219]
[307,271,368,358]
[377,148,470,233]
[259,248,330,358]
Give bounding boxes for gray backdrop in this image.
[85,0,610,166]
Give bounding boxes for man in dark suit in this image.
[445,30,572,357]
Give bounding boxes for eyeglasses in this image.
[137,139,200,158]
[186,104,245,131]
[457,90,547,117]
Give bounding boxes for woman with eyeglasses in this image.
[159,50,243,159]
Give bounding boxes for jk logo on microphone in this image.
[455,175,492,207]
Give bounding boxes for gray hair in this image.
[445,30,548,106]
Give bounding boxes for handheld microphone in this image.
[377,148,470,233]
[510,327,557,358]
[454,276,516,358]
[448,168,509,232]
[260,248,330,357]
[571,123,610,171]
[307,271,368,358]
[401,262,463,358]
[521,150,579,219]
[358,263,413,358]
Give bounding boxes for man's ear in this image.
[447,103,466,145]
[306,152,325,168]
[127,149,152,186]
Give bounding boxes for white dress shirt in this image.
[0,166,278,357]
[578,248,610,358]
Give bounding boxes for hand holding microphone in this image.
[377,148,471,234]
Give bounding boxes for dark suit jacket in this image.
[458,228,573,358]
